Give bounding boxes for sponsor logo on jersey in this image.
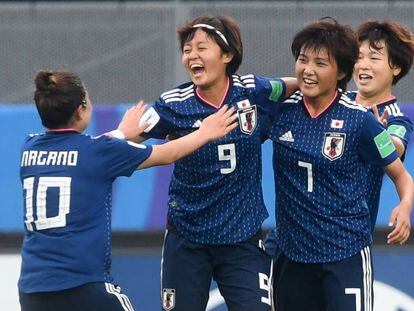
[374,130,396,158]
[162,288,176,311]
[279,130,294,142]
[237,105,257,135]
[330,119,344,129]
[322,132,346,161]
[236,99,251,108]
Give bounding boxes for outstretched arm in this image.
[384,159,414,244]
[138,106,238,169]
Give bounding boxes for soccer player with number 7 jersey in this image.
[267,18,413,311]
[18,70,237,311]
[137,15,297,311]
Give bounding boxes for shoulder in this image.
[344,90,358,101]
[232,74,256,89]
[158,82,195,105]
[383,101,405,117]
[337,93,367,113]
[283,90,303,105]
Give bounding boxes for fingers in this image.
[225,121,239,134]
[371,104,379,119]
[387,209,411,244]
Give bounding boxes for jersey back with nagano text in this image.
[141,74,286,244]
[346,91,413,231]
[268,91,398,263]
[19,131,152,293]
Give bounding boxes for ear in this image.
[74,104,84,121]
[222,52,234,64]
[392,66,401,77]
[337,71,346,81]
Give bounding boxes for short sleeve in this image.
[91,136,152,179]
[387,115,413,149]
[358,112,398,167]
[139,98,176,140]
[254,76,286,116]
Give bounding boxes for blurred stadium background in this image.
[0,1,413,310]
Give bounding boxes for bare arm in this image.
[390,136,405,158]
[138,106,238,169]
[384,159,414,244]
[281,77,298,98]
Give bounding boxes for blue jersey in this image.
[346,91,413,231]
[268,91,398,263]
[19,130,152,293]
[142,74,286,244]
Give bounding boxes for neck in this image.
[356,90,394,107]
[196,76,229,108]
[303,89,338,118]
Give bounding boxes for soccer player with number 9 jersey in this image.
[138,15,297,311]
[267,18,413,311]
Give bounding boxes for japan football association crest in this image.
[162,288,175,310]
[322,132,346,161]
[237,105,257,135]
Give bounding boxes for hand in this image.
[371,104,389,128]
[117,101,149,140]
[199,106,238,141]
[387,203,411,244]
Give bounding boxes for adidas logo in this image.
[279,130,294,142]
[192,120,202,128]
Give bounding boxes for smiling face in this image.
[182,28,232,90]
[295,46,343,107]
[353,40,401,105]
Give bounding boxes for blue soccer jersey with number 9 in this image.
[141,74,286,244]
[19,131,152,293]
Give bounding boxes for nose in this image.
[303,65,315,76]
[356,57,370,70]
[188,49,199,60]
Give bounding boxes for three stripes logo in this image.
[279,130,294,142]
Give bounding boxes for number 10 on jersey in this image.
[23,176,71,231]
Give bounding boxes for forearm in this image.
[387,162,414,211]
[138,130,210,169]
[281,77,298,98]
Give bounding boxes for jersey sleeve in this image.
[139,98,176,139]
[92,136,153,178]
[358,112,398,167]
[387,114,413,161]
[254,76,286,115]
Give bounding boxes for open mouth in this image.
[190,63,205,77]
[358,73,373,81]
[303,77,317,85]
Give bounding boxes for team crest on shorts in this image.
[322,132,346,161]
[237,105,257,135]
[162,288,176,310]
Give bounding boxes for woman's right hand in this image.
[199,105,238,142]
[117,101,149,140]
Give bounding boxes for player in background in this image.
[18,70,237,311]
[137,15,297,311]
[348,20,414,231]
[266,18,413,311]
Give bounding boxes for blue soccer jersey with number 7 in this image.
[19,131,152,293]
[141,74,286,244]
[268,91,398,263]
